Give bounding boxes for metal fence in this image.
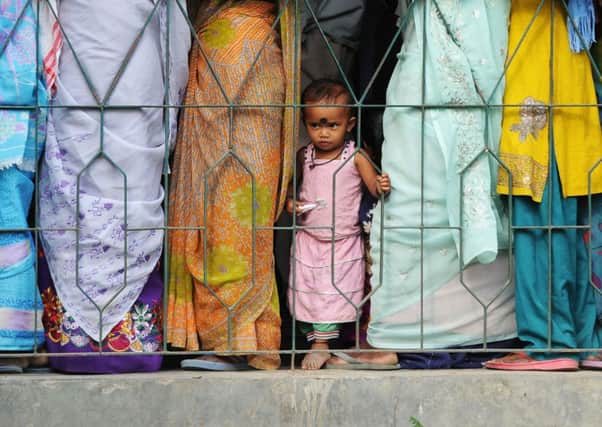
[1,0,601,369]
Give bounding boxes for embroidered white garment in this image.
[368,0,516,349]
[40,0,191,341]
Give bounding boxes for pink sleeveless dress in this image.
[288,141,365,323]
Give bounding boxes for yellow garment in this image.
[497,0,602,201]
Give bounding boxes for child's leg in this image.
[299,322,339,370]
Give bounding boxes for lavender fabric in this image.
[39,0,190,343]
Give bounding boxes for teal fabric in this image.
[0,167,44,350]
[579,196,602,323]
[298,322,340,333]
[368,0,514,349]
[588,44,602,320]
[298,321,340,339]
[513,148,601,361]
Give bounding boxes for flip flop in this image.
[0,364,23,374]
[325,352,400,370]
[580,358,602,370]
[483,352,578,371]
[23,366,52,373]
[0,357,29,374]
[181,356,250,371]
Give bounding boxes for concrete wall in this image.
[1,369,600,427]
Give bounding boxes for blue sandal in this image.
[181,356,250,371]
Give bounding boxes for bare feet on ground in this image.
[301,341,331,370]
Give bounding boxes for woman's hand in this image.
[376,173,391,196]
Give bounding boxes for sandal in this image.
[0,357,29,374]
[483,352,578,371]
[181,355,250,371]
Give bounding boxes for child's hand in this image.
[286,197,295,215]
[376,173,391,196]
[286,198,309,215]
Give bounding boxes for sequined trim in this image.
[509,96,548,143]
[497,153,548,201]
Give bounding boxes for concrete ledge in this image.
[1,369,599,427]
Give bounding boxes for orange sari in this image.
[167,0,296,369]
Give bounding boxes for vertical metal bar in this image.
[32,0,41,353]
[161,0,172,353]
[227,103,234,351]
[482,95,491,348]
[354,77,363,351]
[546,0,555,351]
[419,0,428,350]
[290,0,300,370]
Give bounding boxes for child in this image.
[286,79,391,370]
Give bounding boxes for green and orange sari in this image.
[167,0,297,369]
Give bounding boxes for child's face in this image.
[304,101,356,153]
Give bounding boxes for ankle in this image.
[310,340,330,350]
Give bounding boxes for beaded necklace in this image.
[309,142,348,170]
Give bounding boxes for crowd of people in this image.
[1,0,601,374]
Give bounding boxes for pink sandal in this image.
[483,352,578,371]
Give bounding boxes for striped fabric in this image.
[42,18,61,94]
[306,330,340,342]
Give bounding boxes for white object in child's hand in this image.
[297,199,327,214]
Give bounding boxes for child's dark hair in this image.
[301,79,353,108]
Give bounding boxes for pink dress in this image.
[288,141,365,323]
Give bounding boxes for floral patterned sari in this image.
[167,0,296,369]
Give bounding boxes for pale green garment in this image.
[368,0,516,349]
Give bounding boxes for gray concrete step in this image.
[1,369,599,427]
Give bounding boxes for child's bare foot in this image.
[301,341,331,370]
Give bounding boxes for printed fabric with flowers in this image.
[42,287,162,353]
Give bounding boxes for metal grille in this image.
[1,0,601,367]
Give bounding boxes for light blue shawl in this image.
[0,0,48,172]
[0,0,47,350]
